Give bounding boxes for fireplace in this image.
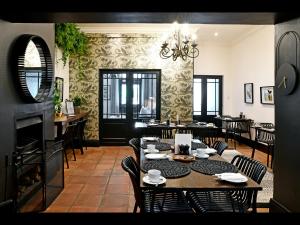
[13,114,45,212]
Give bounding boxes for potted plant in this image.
[53,88,63,117]
[73,95,83,114]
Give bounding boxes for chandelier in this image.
[160,22,199,61]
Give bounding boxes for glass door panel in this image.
[102,73,127,119]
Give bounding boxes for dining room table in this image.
[139,138,262,212]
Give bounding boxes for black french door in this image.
[99,69,161,145]
[193,75,223,123]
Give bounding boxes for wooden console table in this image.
[54,112,88,139]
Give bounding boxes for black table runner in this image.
[190,159,238,175]
[141,160,191,178]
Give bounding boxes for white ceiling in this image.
[78,23,271,45]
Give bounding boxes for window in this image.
[193,75,222,121]
[101,70,160,121]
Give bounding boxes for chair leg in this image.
[271,145,274,168]
[267,146,270,167]
[71,142,77,161]
[64,149,69,169]
[251,147,256,158]
[79,138,84,155]
[133,202,138,213]
[84,136,87,150]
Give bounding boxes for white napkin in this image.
[215,173,246,181]
[192,139,202,143]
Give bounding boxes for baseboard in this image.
[269,198,291,212]
[256,202,270,208]
[85,139,130,146]
[85,140,100,147]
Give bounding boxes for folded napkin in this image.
[215,173,246,181]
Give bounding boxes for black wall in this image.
[271,17,300,212]
[0,20,55,202]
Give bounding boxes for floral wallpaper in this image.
[69,33,193,140]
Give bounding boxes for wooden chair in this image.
[186,155,267,213]
[129,138,141,163]
[0,199,16,213]
[73,119,88,154]
[121,156,193,213]
[62,123,77,169]
[225,119,252,149]
[252,127,275,167]
[211,140,228,156]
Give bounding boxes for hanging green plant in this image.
[55,23,89,79]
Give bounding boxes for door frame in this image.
[193,75,223,123]
[99,69,161,145]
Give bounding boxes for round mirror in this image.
[13,34,53,103]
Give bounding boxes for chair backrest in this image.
[121,156,141,209]
[259,123,274,129]
[256,128,275,145]
[212,140,228,156]
[77,119,87,138]
[161,129,174,139]
[129,138,140,161]
[230,155,267,209]
[234,119,252,133]
[62,123,77,147]
[0,199,16,213]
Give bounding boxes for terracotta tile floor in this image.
[45,146,135,213]
[45,140,270,213]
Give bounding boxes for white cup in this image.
[196,149,206,156]
[147,144,156,151]
[150,119,155,123]
[148,169,161,182]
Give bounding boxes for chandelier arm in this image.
[186,47,199,58]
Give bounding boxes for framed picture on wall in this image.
[103,85,111,100]
[260,86,274,105]
[65,100,75,115]
[55,77,64,102]
[244,83,253,104]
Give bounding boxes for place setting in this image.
[142,169,166,186]
[214,172,248,184]
[192,147,217,159]
[143,144,160,154]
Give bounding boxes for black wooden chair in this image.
[62,123,77,169]
[225,119,252,149]
[186,155,267,213]
[73,119,88,154]
[121,156,193,213]
[252,127,275,167]
[161,129,174,139]
[211,140,228,156]
[0,199,16,213]
[129,138,141,163]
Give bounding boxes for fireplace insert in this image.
[13,114,45,212]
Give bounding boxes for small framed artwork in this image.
[260,86,274,105]
[244,83,253,104]
[55,77,64,102]
[103,85,111,100]
[65,100,75,115]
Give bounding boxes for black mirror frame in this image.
[12,34,53,103]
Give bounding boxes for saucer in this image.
[193,153,209,159]
[143,175,166,185]
[144,149,159,154]
[142,137,158,141]
[196,148,217,155]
